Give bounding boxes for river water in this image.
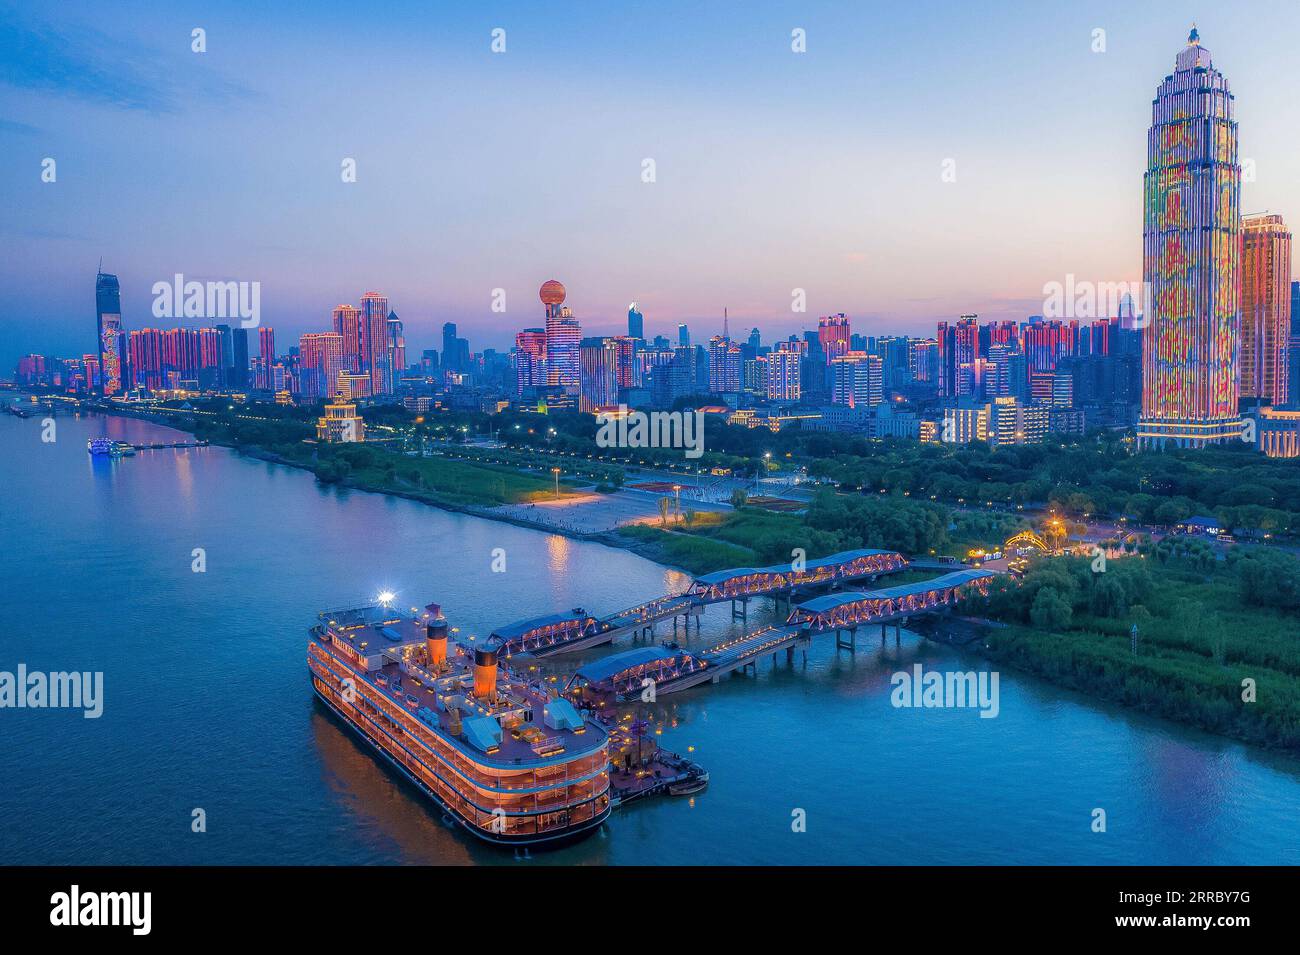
[1,405,1296,865]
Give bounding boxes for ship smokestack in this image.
[473,648,498,701]
[425,618,448,667]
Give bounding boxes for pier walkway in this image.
[566,569,1000,701]
[493,548,908,658]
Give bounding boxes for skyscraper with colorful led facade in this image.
[95,269,125,396]
[1138,28,1244,447]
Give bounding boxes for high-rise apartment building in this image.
[359,291,390,395]
[1240,213,1292,405]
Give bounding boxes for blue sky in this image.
[2,0,1298,370]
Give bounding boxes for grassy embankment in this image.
[624,498,1300,751]
[970,553,1300,751]
[185,411,590,507]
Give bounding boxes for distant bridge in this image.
[492,548,908,658]
[131,440,211,451]
[566,569,1000,701]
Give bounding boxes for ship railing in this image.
[530,735,565,756]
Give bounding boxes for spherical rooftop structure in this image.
[539,280,566,306]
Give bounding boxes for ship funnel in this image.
[426,618,449,667]
[473,648,498,701]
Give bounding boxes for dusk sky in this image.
[3,0,1298,370]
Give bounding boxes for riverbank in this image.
[70,400,1300,756]
[77,402,712,575]
[920,565,1300,755]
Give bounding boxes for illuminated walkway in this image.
[493,548,908,658]
[566,569,1000,700]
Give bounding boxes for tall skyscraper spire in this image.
[1138,29,1245,448]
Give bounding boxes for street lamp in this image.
[552,466,561,499]
[672,484,682,522]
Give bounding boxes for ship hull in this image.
[310,678,610,849]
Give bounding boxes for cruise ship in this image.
[308,602,611,846]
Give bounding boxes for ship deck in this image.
[312,610,606,766]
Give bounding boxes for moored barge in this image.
[308,602,611,846]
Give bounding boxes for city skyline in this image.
[4,3,1300,372]
[6,3,1300,896]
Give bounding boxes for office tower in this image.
[830,352,882,408]
[442,322,460,373]
[538,281,578,391]
[514,328,547,393]
[1289,281,1300,407]
[1089,319,1112,357]
[943,405,991,443]
[578,337,620,412]
[332,305,362,370]
[767,347,801,402]
[877,335,913,389]
[991,397,1050,446]
[613,336,637,389]
[817,314,851,364]
[1118,294,1139,329]
[910,338,938,385]
[258,327,276,388]
[638,346,675,392]
[231,327,250,388]
[937,315,979,397]
[1240,214,1292,405]
[335,372,372,400]
[546,314,581,392]
[215,324,234,387]
[299,332,346,399]
[707,336,743,394]
[1139,28,1244,447]
[628,302,644,340]
[358,291,390,395]
[95,268,125,396]
[649,345,696,407]
[387,311,405,390]
[677,323,690,347]
[748,328,761,349]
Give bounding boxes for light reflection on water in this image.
[1,409,1298,865]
